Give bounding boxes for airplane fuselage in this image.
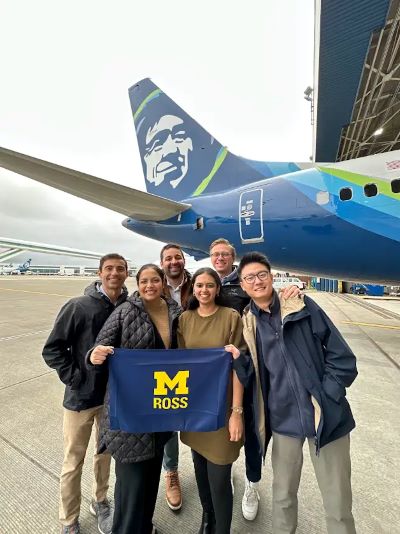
[124,168,400,283]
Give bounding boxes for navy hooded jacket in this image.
[233,294,358,455]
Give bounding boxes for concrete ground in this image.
[0,277,399,534]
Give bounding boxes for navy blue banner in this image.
[109,348,231,433]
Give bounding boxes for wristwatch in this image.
[231,406,244,415]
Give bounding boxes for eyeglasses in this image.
[242,270,270,284]
[210,252,232,258]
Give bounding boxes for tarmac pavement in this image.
[0,277,399,534]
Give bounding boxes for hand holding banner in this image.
[109,347,231,433]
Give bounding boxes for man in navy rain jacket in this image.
[232,252,357,534]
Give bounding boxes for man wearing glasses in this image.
[209,239,300,521]
[209,238,250,314]
[234,251,357,533]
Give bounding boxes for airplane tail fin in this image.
[129,79,276,201]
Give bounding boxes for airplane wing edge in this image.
[0,147,191,221]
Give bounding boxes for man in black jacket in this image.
[209,238,301,522]
[210,238,249,315]
[43,254,128,534]
[210,238,261,520]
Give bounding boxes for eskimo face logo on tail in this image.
[144,114,193,189]
[131,81,225,199]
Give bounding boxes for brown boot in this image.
[165,470,182,510]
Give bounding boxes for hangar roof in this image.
[314,0,398,162]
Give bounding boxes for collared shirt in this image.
[251,294,315,439]
[98,283,123,306]
[166,275,186,306]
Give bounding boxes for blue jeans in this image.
[162,431,179,471]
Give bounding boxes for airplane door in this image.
[239,188,264,244]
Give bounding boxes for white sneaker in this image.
[241,477,260,521]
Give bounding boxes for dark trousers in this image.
[113,454,163,534]
[244,388,262,483]
[192,450,232,534]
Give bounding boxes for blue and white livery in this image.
[1,78,399,283]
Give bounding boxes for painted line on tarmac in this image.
[0,287,74,297]
[0,370,54,391]
[0,433,60,482]
[342,320,400,330]
[0,330,49,342]
[0,432,93,506]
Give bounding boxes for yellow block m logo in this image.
[153,370,190,395]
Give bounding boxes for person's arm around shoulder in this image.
[42,299,82,388]
[308,297,358,402]
[279,284,302,299]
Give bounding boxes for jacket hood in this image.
[84,281,128,304]
[243,291,305,322]
[84,281,102,298]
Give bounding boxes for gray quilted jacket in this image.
[87,292,181,463]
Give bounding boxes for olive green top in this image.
[177,306,245,465]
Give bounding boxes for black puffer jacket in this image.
[87,292,181,463]
[220,266,250,315]
[43,281,128,410]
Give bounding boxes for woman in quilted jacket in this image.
[88,263,181,534]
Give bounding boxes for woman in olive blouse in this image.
[177,267,245,534]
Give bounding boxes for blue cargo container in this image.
[364,284,384,296]
[350,284,384,296]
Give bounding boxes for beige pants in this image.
[59,406,111,526]
[271,433,356,534]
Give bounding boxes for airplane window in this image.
[195,217,204,230]
[339,188,352,201]
[316,191,329,205]
[391,179,400,193]
[364,183,378,197]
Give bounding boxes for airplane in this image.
[0,263,14,275]
[0,77,400,284]
[0,258,31,275]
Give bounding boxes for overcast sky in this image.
[0,0,314,266]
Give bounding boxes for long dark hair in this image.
[187,267,224,310]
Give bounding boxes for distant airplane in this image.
[1,78,400,283]
[0,258,31,275]
[0,263,14,275]
[17,258,31,274]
